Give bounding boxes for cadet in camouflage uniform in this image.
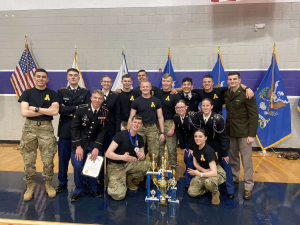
[187,129,226,205]
[106,115,150,200]
[155,74,181,173]
[18,68,60,201]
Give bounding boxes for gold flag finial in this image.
[168,45,170,54]
[25,34,28,43]
[273,43,276,51]
[122,46,124,55]
[75,44,77,54]
[218,44,220,53]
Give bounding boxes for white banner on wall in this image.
[0,0,298,11]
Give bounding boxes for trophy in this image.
[150,153,157,172]
[153,170,169,207]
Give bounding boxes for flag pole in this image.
[218,45,220,87]
[25,35,30,89]
[168,45,170,74]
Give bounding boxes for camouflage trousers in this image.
[188,165,226,197]
[158,120,178,168]
[20,119,57,183]
[138,124,159,164]
[107,160,151,200]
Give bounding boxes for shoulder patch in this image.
[59,87,67,90]
[214,114,221,120]
[102,106,109,112]
[174,114,179,118]
[78,104,88,109]
[188,111,195,116]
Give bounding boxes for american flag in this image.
[10,41,38,98]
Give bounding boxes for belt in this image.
[143,123,156,127]
[26,119,51,126]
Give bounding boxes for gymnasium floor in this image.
[0,145,300,225]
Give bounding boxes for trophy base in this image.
[145,197,159,202]
[168,199,179,204]
[159,201,168,207]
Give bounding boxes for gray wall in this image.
[0,2,300,148]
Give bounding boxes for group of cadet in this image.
[18,67,258,205]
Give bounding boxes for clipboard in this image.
[82,153,104,179]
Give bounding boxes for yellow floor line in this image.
[254,157,264,172]
[263,158,289,176]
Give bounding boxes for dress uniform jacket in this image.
[174,110,199,150]
[179,92,200,112]
[71,103,109,153]
[199,111,229,157]
[223,86,258,138]
[57,86,91,139]
[102,91,121,136]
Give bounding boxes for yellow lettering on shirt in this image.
[151,102,156,107]
[200,154,205,161]
[136,140,138,146]
[44,94,50,101]
[165,96,170,101]
[130,96,135,101]
[151,91,154,96]
[213,94,218,99]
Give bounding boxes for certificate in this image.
[82,154,104,178]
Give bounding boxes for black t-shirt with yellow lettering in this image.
[109,130,144,164]
[132,85,160,97]
[193,87,228,114]
[118,90,140,121]
[131,96,162,124]
[18,87,60,121]
[193,143,218,169]
[155,89,181,120]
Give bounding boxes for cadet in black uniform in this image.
[187,129,226,205]
[70,90,108,202]
[155,73,181,174]
[193,75,254,114]
[199,98,234,198]
[174,100,200,190]
[118,74,140,129]
[179,77,201,112]
[56,68,91,193]
[132,70,161,96]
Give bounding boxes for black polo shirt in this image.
[18,87,60,121]
[131,96,162,124]
[118,90,140,121]
[155,89,181,120]
[193,87,228,114]
[132,85,160,97]
[109,130,144,164]
[193,143,218,169]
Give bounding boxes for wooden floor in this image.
[0,144,299,183]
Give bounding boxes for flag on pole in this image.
[10,41,38,98]
[112,50,129,91]
[298,99,300,112]
[211,46,228,116]
[211,47,227,88]
[255,46,291,150]
[69,46,85,88]
[157,48,179,89]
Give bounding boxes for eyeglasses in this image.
[102,81,111,84]
[175,106,186,110]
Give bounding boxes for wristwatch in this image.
[35,107,39,112]
[161,132,166,135]
[245,87,249,90]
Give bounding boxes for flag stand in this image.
[258,150,272,156]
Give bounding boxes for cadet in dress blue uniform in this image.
[179,77,201,112]
[56,68,91,193]
[199,98,235,198]
[70,90,108,202]
[174,100,199,190]
[100,76,121,184]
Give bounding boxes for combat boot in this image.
[24,182,35,201]
[211,191,220,205]
[45,180,56,198]
[133,176,144,185]
[126,174,138,191]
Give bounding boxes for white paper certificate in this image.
[82,154,104,178]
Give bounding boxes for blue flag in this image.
[298,99,300,112]
[211,51,227,117]
[211,52,227,88]
[255,50,291,150]
[157,52,179,88]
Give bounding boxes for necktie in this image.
[104,95,107,100]
[93,110,97,119]
[230,91,234,96]
[185,94,189,100]
[205,118,207,124]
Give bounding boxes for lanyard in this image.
[128,129,137,147]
